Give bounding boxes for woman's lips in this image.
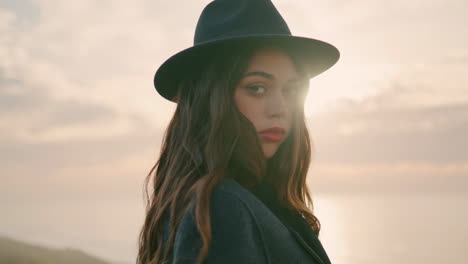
[259,132,284,142]
[258,127,286,142]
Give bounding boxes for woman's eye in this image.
[247,84,266,96]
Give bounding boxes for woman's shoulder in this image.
[214,178,254,201]
[212,178,266,214]
[164,178,259,232]
[173,178,269,241]
[169,178,268,263]
[176,178,266,231]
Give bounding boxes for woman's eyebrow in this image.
[242,71,304,83]
[242,71,275,80]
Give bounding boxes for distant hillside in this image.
[0,235,116,264]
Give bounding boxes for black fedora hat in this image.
[154,0,340,102]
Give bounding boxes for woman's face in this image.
[234,48,307,158]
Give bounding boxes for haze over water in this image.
[1,192,467,264]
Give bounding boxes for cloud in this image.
[1,0,179,125]
[0,66,161,200]
[0,98,161,200]
[0,0,174,188]
[0,0,40,28]
[310,100,468,164]
[438,55,468,65]
[281,0,468,66]
[0,0,191,203]
[307,65,468,193]
[0,71,159,173]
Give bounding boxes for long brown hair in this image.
[137,42,320,264]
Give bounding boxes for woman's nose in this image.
[265,89,287,119]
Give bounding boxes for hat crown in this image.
[194,0,291,45]
[154,0,339,102]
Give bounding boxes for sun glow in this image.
[304,76,342,116]
[303,62,348,116]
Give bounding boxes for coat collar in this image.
[251,178,331,264]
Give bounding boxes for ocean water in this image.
[314,192,468,264]
[1,192,467,264]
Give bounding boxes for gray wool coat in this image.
[163,178,332,264]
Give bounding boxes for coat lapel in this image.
[283,211,332,264]
[250,180,331,264]
[285,225,325,264]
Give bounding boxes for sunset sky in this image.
[1,0,467,263]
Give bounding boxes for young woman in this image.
[137,1,339,263]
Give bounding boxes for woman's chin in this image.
[262,144,279,159]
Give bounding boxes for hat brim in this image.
[154,35,340,102]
